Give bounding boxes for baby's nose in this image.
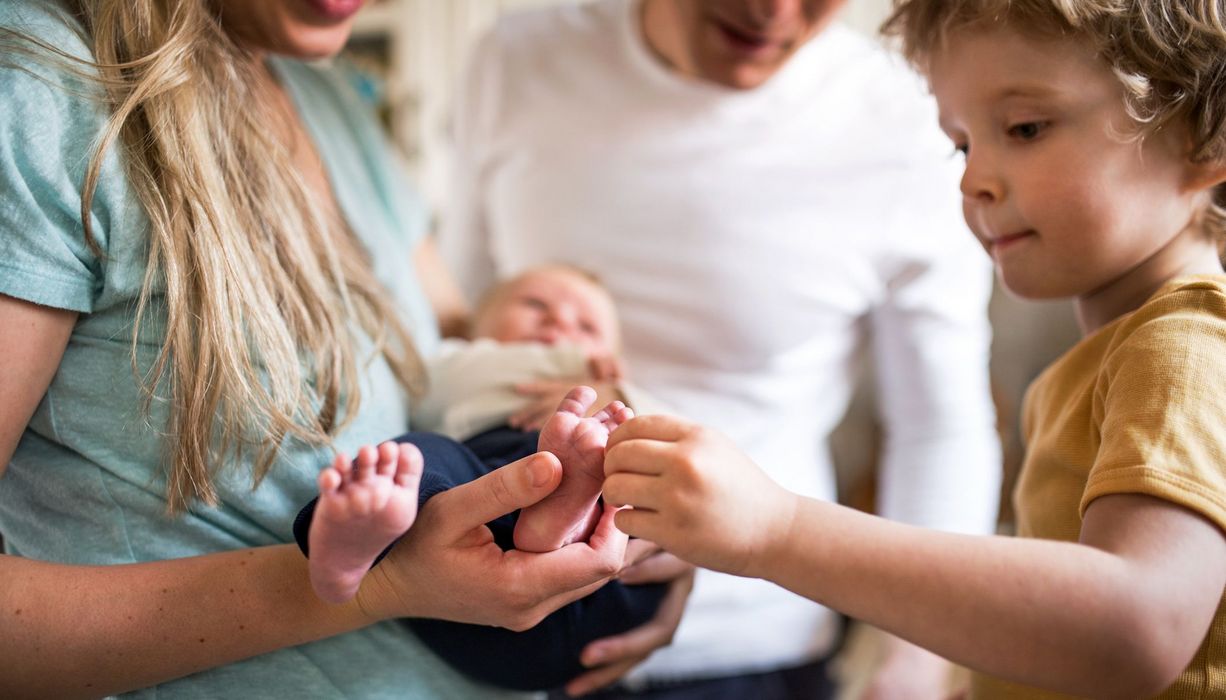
[547,305,579,329]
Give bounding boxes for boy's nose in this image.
[959,151,1004,204]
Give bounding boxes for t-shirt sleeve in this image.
[0,14,107,312]
[1084,288,1226,533]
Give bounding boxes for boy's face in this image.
[473,270,620,359]
[929,26,1206,302]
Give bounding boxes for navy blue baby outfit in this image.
[293,427,666,691]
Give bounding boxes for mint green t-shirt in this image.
[0,2,525,698]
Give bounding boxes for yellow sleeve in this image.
[1082,287,1226,533]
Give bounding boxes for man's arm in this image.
[437,28,504,304]
[414,235,471,338]
[864,151,1001,696]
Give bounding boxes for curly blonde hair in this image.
[882,0,1226,238]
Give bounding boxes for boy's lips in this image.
[987,229,1037,254]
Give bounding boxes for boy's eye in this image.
[1007,121,1047,140]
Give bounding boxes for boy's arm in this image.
[604,415,1226,698]
[769,492,1223,697]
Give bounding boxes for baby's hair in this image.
[469,264,619,339]
[882,0,1226,240]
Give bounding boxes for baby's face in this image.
[474,270,620,358]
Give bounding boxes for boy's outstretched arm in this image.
[604,415,1226,698]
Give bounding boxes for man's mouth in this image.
[711,17,784,56]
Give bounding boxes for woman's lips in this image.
[303,0,365,22]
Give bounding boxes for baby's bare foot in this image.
[514,386,633,552]
[308,441,423,604]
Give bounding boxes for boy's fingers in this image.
[604,414,695,449]
[602,472,661,509]
[612,507,659,542]
[604,439,679,477]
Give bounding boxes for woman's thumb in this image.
[451,451,562,527]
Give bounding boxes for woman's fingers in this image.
[502,504,627,610]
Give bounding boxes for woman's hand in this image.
[563,542,695,697]
[602,415,799,578]
[357,451,628,630]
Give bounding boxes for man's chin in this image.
[695,59,783,90]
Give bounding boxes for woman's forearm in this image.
[0,545,371,698]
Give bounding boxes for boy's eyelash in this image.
[1007,121,1049,140]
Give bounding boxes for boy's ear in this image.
[1184,157,1226,192]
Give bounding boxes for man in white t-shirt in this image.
[439,0,1002,697]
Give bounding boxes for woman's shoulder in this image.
[1,0,93,66]
[1,0,103,131]
[0,2,128,312]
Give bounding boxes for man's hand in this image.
[563,544,695,697]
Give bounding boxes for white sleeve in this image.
[870,157,1002,536]
[437,28,503,304]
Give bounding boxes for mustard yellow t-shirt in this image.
[972,276,1226,699]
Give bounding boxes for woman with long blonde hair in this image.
[0,0,634,695]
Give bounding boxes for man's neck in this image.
[640,0,692,78]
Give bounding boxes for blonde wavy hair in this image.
[2,1,424,513]
[882,0,1226,240]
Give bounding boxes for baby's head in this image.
[470,265,621,359]
[882,0,1226,299]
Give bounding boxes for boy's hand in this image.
[602,415,798,578]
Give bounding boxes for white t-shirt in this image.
[440,0,1001,683]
